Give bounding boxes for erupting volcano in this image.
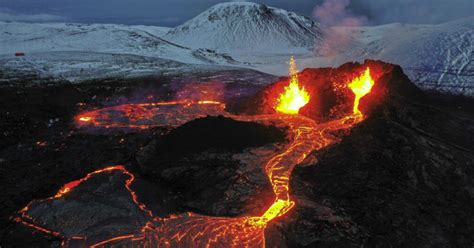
[2,0,473,246]
[14,58,382,247]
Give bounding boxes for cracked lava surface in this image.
[14,64,376,247]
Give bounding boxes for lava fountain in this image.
[348,67,375,115]
[275,56,310,114]
[15,59,381,248]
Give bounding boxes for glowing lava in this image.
[348,67,375,115]
[78,116,91,122]
[75,100,226,129]
[275,57,310,114]
[15,64,379,247]
[14,165,153,244]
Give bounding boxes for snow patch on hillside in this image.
[0,21,238,66]
[339,17,473,95]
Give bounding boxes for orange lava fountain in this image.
[275,57,310,114]
[348,68,375,115]
[15,61,378,248]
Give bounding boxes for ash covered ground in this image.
[1,64,473,247]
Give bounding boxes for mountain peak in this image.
[164,1,322,53]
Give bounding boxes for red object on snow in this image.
[15,52,25,57]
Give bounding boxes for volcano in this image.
[1,60,473,247]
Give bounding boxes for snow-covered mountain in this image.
[0,2,472,95]
[292,17,473,95]
[337,17,473,95]
[0,21,245,83]
[164,2,322,54]
[0,21,237,66]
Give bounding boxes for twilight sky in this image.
[0,0,472,26]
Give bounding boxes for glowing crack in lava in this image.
[15,62,377,247]
[275,56,310,114]
[348,68,375,115]
[76,100,226,129]
[13,166,153,243]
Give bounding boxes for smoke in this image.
[313,0,366,27]
[313,0,367,57]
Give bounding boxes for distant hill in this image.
[164,2,322,53]
[0,3,472,95]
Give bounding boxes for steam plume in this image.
[313,0,367,57]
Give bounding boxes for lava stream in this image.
[15,109,366,247]
[15,63,376,247]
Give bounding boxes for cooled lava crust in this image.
[2,60,473,247]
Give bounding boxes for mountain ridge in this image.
[164,2,322,53]
[0,2,472,95]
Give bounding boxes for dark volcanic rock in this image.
[268,62,474,247]
[2,61,473,248]
[0,84,162,247]
[227,60,423,123]
[143,115,285,159]
[135,116,286,217]
[21,170,152,246]
[0,71,272,247]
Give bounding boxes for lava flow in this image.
[75,100,226,129]
[15,59,377,247]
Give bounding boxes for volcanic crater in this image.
[1,60,473,248]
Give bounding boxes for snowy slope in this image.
[245,17,473,95]
[0,51,271,86]
[0,52,224,83]
[164,2,322,54]
[130,25,171,37]
[0,21,237,66]
[335,17,474,95]
[0,2,471,95]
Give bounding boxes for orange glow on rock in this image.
[275,57,310,114]
[16,64,380,246]
[74,100,226,129]
[348,67,375,115]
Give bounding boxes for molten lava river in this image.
[15,59,377,248]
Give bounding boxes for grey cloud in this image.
[0,0,472,26]
[350,0,474,25]
[0,8,67,22]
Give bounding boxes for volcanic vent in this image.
[228,59,405,122]
[8,59,473,247]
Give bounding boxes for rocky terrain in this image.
[0,69,274,246]
[274,67,474,247]
[0,62,473,247]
